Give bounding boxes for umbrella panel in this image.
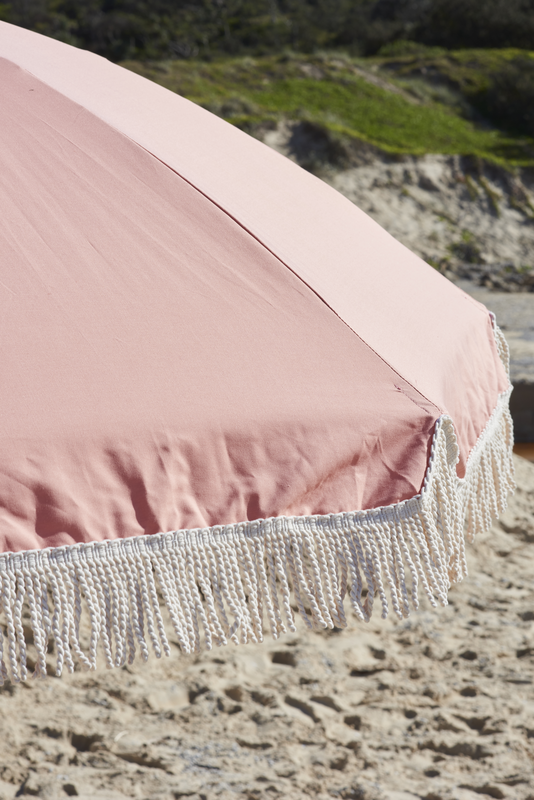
[0,57,438,553]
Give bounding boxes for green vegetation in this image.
[449,230,483,264]
[124,51,534,167]
[378,44,534,137]
[6,0,534,167]
[4,0,534,63]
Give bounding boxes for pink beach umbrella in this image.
[0,21,514,682]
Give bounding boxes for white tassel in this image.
[0,330,515,682]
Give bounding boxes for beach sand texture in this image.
[0,454,532,800]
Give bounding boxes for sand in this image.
[0,454,533,800]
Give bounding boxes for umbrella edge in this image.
[0,326,514,682]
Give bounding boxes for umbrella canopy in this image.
[0,21,513,681]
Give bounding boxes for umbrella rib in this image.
[132,139,441,417]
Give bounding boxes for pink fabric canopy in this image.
[0,22,514,681]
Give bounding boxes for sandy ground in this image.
[328,156,534,272]
[0,454,533,800]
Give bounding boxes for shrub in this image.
[480,56,534,136]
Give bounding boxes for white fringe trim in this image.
[0,335,515,681]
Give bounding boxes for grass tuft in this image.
[123,50,534,168]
